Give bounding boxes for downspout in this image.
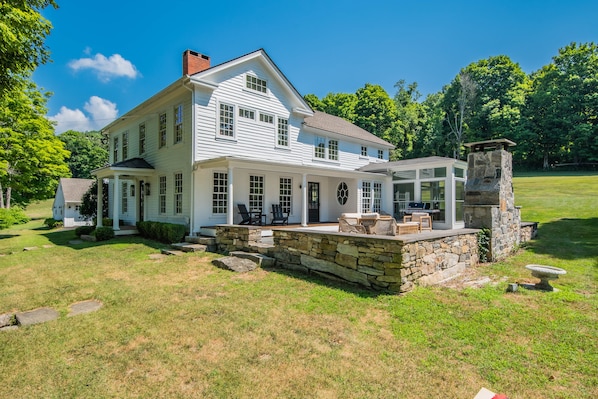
[183,78,196,234]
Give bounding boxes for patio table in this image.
[396,222,419,235]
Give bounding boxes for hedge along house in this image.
[92,49,395,234]
[360,157,468,230]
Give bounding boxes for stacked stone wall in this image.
[215,225,479,294]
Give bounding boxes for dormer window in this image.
[378,149,384,159]
[246,74,267,94]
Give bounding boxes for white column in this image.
[301,174,308,226]
[227,166,234,224]
[112,175,120,231]
[96,178,103,227]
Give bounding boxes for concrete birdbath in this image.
[525,264,567,291]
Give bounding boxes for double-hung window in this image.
[219,103,235,137]
[314,136,339,161]
[378,149,384,159]
[159,113,167,148]
[328,139,338,160]
[315,136,326,159]
[113,137,119,162]
[361,181,372,213]
[159,176,167,214]
[139,123,146,155]
[122,131,129,160]
[361,145,368,157]
[174,172,183,214]
[212,172,228,214]
[174,104,183,144]
[277,117,289,147]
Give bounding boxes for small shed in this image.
[52,178,94,227]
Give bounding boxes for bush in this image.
[75,225,95,237]
[44,218,63,229]
[93,226,114,241]
[0,208,31,230]
[477,228,492,262]
[136,221,186,244]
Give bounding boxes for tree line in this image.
[304,42,598,169]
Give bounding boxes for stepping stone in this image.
[160,248,185,256]
[212,257,257,273]
[0,325,19,332]
[0,313,15,328]
[230,251,275,267]
[185,236,216,245]
[42,244,54,249]
[15,307,59,326]
[68,239,83,245]
[171,242,207,253]
[149,253,168,260]
[23,246,39,251]
[68,300,103,317]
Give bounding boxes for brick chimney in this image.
[183,50,210,75]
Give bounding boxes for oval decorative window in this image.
[337,182,349,205]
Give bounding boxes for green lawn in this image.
[1,174,596,399]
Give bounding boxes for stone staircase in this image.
[159,236,276,272]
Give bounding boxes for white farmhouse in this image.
[52,178,94,227]
[93,49,398,234]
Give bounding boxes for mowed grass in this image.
[1,173,597,399]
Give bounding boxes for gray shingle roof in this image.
[303,111,394,148]
[60,178,94,203]
[112,158,154,169]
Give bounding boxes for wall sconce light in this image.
[145,183,151,196]
[299,184,302,189]
[130,184,135,197]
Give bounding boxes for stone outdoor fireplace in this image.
[463,139,521,261]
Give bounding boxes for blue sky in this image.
[35,0,598,134]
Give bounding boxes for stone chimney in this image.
[463,139,520,261]
[183,50,210,75]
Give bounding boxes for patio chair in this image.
[271,204,289,225]
[237,203,263,225]
[403,212,432,232]
[338,213,367,234]
[367,217,397,236]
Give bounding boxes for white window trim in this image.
[212,170,228,216]
[244,73,269,96]
[216,101,236,141]
[275,116,290,149]
[238,106,256,121]
[313,136,341,164]
[258,112,274,125]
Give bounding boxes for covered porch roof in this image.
[92,158,156,179]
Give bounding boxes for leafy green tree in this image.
[59,130,109,178]
[354,83,398,140]
[320,92,358,122]
[519,42,598,168]
[0,80,70,208]
[0,0,58,96]
[79,179,108,220]
[411,92,453,158]
[441,71,477,159]
[392,80,428,159]
[303,94,323,111]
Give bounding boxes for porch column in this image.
[227,166,234,224]
[96,178,103,227]
[301,173,308,227]
[112,174,120,231]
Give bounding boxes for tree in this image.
[0,80,70,208]
[0,0,58,96]
[392,80,427,159]
[59,130,109,178]
[443,71,477,159]
[354,83,398,139]
[79,179,108,221]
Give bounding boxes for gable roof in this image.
[112,157,154,169]
[303,111,395,149]
[59,178,94,203]
[189,48,313,116]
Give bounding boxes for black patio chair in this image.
[271,204,289,225]
[237,203,262,225]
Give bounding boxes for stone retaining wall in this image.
[215,225,479,294]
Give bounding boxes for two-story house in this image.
[93,49,395,234]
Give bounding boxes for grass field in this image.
[1,173,596,398]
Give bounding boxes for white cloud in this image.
[50,96,118,134]
[68,53,140,82]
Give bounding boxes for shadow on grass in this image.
[42,229,165,251]
[0,234,18,240]
[526,217,598,261]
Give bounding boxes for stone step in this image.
[229,251,276,267]
[171,242,208,253]
[160,248,186,256]
[212,257,257,273]
[185,236,216,245]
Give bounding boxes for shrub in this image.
[477,228,492,262]
[10,207,30,225]
[44,218,63,229]
[93,227,114,241]
[0,208,31,230]
[135,220,186,244]
[102,218,113,227]
[75,225,95,237]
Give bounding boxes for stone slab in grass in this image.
[0,325,19,332]
[23,246,39,251]
[68,239,83,245]
[213,257,257,273]
[149,253,168,260]
[16,307,59,326]
[68,300,103,317]
[0,313,15,328]
[42,244,54,249]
